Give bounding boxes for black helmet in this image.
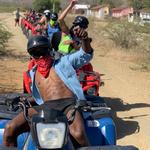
[43,10,51,18]
[73,16,89,29]
[45,12,51,18]
[50,12,58,21]
[27,36,50,58]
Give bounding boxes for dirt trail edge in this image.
[0,13,150,150]
[0,13,28,93]
[92,52,150,150]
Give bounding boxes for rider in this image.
[47,0,78,41]
[52,15,90,55]
[28,10,36,24]
[43,9,51,22]
[47,12,61,40]
[3,27,93,147]
[23,0,78,69]
[51,15,93,72]
[37,10,51,35]
[15,8,21,26]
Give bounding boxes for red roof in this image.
[90,5,108,10]
[112,7,131,12]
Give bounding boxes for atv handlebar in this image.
[75,100,111,112]
[68,101,111,124]
[83,106,111,112]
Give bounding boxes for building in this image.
[72,4,90,15]
[89,5,109,19]
[112,7,133,18]
[140,11,150,24]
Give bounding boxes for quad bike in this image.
[0,93,138,150]
[20,18,34,38]
[0,93,117,149]
[21,17,46,38]
[78,70,101,96]
[0,146,139,150]
[77,63,104,96]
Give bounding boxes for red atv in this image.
[77,63,101,96]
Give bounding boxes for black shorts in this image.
[34,98,76,114]
[15,18,19,22]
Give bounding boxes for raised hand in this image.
[73,26,88,40]
[70,0,78,7]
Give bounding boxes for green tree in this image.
[142,0,150,9]
[54,0,61,12]
[0,23,12,55]
[130,0,143,10]
[33,0,60,12]
[98,0,124,8]
[98,0,104,5]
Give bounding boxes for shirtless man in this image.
[3,26,93,147]
[37,10,51,35]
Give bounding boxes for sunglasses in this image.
[31,47,50,58]
[79,24,88,29]
[74,24,88,29]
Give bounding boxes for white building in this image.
[89,5,110,19]
[140,12,150,24]
[72,4,91,15]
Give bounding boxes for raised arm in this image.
[58,0,78,21]
[58,0,78,34]
[67,27,94,69]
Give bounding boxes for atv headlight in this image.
[87,87,96,95]
[36,122,66,149]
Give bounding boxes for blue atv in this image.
[0,93,138,150]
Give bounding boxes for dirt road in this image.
[92,54,150,150]
[0,13,150,150]
[0,13,28,93]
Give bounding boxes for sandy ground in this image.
[0,13,150,150]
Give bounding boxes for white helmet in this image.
[43,10,50,14]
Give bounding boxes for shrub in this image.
[104,21,138,49]
[32,0,60,13]
[0,23,12,55]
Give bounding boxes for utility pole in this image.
[52,0,55,12]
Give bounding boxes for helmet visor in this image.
[30,46,50,58]
[76,23,88,29]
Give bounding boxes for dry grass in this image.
[0,22,12,55]
[0,5,17,13]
